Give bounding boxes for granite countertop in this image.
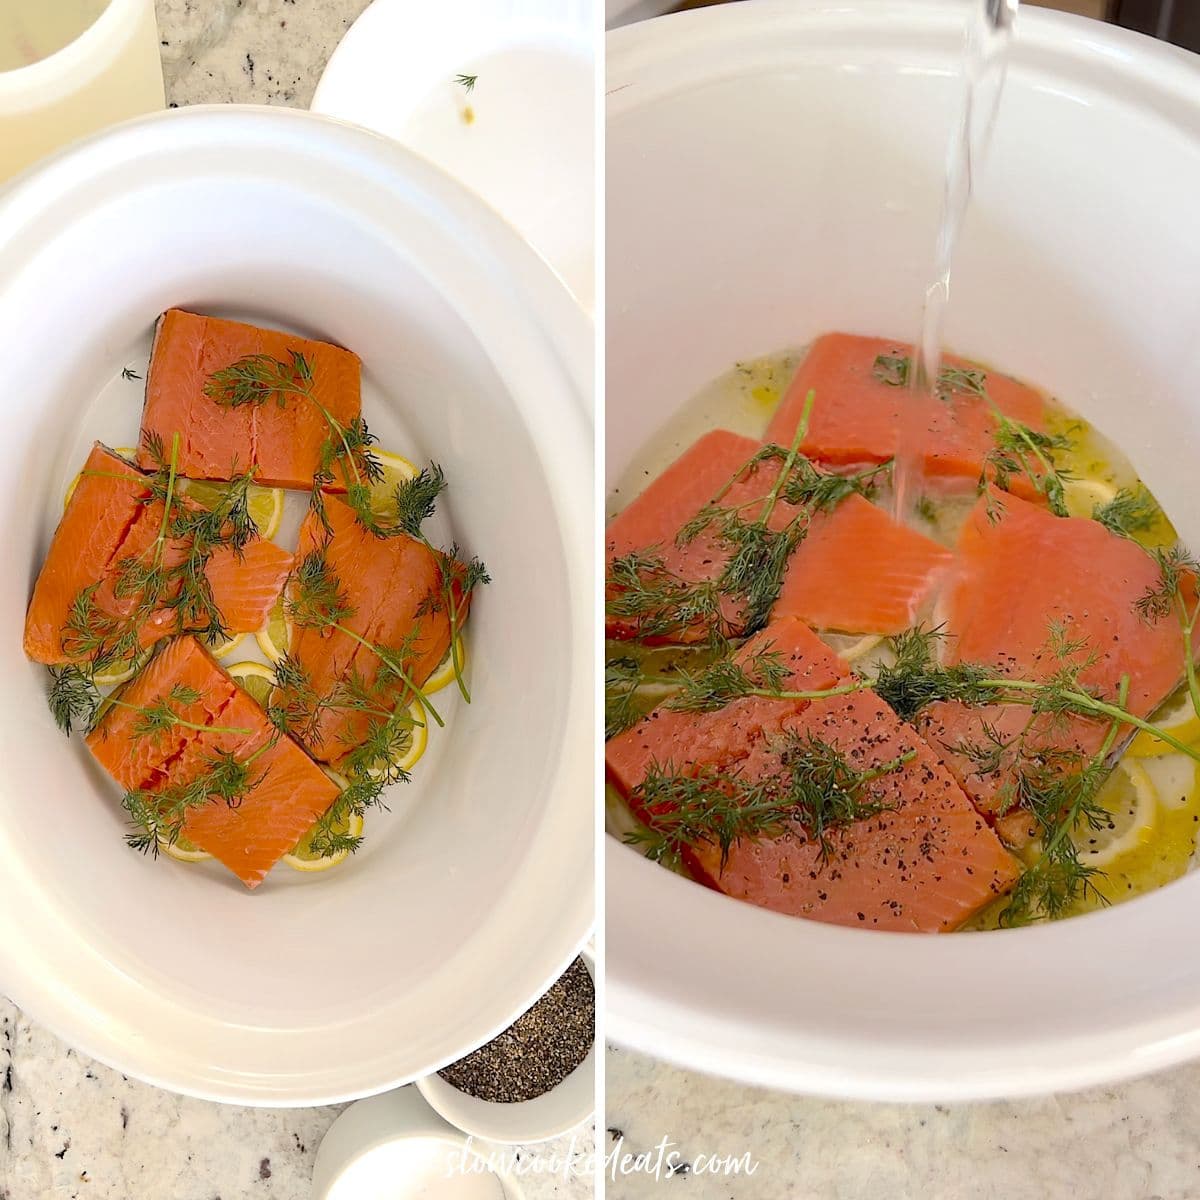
[605,1045,1200,1198]
[0,3,592,1197]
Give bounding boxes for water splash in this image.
[894,0,1019,517]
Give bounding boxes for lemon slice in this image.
[425,636,467,695]
[181,479,284,539]
[364,699,428,779]
[200,631,246,661]
[64,446,136,510]
[1139,753,1197,811]
[227,660,276,707]
[820,633,884,664]
[160,834,212,863]
[1075,759,1158,867]
[92,649,148,689]
[283,805,364,873]
[1063,477,1117,521]
[255,596,292,665]
[368,450,419,518]
[1127,690,1200,757]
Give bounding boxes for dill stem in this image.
[309,393,364,489]
[757,390,814,529]
[986,396,1057,482]
[856,748,917,785]
[1033,675,1130,870]
[1095,675,1132,763]
[447,607,469,703]
[332,623,445,728]
[151,433,181,570]
[1176,593,1200,721]
[978,676,1200,765]
[745,678,870,703]
[107,697,254,737]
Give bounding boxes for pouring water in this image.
[894,0,1019,518]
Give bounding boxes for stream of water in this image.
[894,0,1020,517]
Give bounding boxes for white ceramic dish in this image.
[0,106,592,1106]
[606,0,1200,1101]
[312,0,595,315]
[416,948,595,1144]
[312,1087,526,1199]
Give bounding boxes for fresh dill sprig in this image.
[1093,486,1160,540]
[304,775,391,859]
[54,432,265,694]
[664,622,1200,765]
[606,550,726,649]
[870,352,1073,514]
[626,735,913,869]
[984,418,1074,519]
[871,626,995,720]
[614,391,886,645]
[605,657,646,739]
[997,675,1130,925]
[391,465,447,539]
[287,549,356,628]
[286,549,444,729]
[122,743,270,854]
[454,73,477,93]
[1137,543,1200,720]
[203,351,383,531]
[47,665,102,735]
[121,366,142,381]
[104,686,253,743]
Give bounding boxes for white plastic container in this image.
[607,0,1200,1101]
[0,106,593,1105]
[312,1088,526,1200]
[0,0,163,180]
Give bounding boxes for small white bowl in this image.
[312,1087,526,1200]
[416,949,595,1144]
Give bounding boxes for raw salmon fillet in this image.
[765,333,1046,492]
[24,444,292,665]
[606,429,804,642]
[87,637,339,888]
[137,309,362,489]
[917,489,1185,840]
[278,495,462,766]
[915,701,1108,846]
[941,489,1184,718]
[773,492,953,634]
[607,617,848,793]
[607,618,1018,931]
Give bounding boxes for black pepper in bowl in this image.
[437,956,594,1103]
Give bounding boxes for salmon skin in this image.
[137,309,362,490]
[275,494,465,768]
[918,488,1186,840]
[766,332,1047,494]
[607,618,1018,931]
[24,443,292,665]
[87,637,339,889]
[773,492,953,635]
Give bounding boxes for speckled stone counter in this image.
[0,3,593,1197]
[605,1045,1200,1199]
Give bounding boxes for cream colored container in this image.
[0,0,163,180]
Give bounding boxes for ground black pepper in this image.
[437,957,594,1103]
